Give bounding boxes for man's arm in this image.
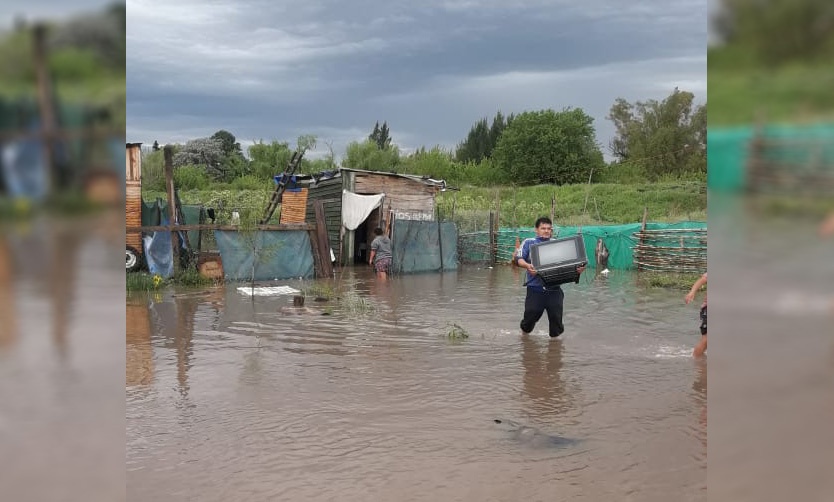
[515,240,537,275]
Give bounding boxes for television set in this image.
[529,234,588,287]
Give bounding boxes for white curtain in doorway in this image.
[342,189,385,231]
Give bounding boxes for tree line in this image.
[712,0,834,65]
[142,87,706,191]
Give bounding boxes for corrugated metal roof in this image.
[289,167,457,191]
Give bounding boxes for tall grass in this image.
[438,181,706,227]
[146,180,705,231]
[708,46,834,126]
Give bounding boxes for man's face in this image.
[535,222,553,239]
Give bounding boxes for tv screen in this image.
[533,237,583,267]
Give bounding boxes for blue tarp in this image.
[143,215,173,278]
[215,230,315,281]
[0,132,49,201]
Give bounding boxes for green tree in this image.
[713,0,834,64]
[491,108,605,185]
[607,88,706,180]
[211,130,243,158]
[247,140,293,180]
[368,121,392,149]
[343,139,401,171]
[296,134,317,155]
[172,137,226,179]
[455,111,514,163]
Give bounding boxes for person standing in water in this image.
[514,217,586,338]
[368,227,392,279]
[685,272,708,357]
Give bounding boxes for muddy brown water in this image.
[1,212,126,502]
[127,265,706,501]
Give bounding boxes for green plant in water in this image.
[126,272,161,291]
[445,322,469,341]
[339,291,377,316]
[173,267,215,288]
[638,271,704,290]
[301,283,337,301]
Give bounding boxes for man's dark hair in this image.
[534,217,552,228]
[374,227,383,236]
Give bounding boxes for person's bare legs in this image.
[693,334,707,357]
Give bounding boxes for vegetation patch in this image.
[445,322,470,341]
[637,272,704,291]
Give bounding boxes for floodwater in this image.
[707,194,834,501]
[1,211,126,501]
[127,265,707,501]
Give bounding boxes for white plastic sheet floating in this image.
[237,286,301,297]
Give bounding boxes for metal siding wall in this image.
[305,177,344,262]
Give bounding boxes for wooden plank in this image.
[126,145,142,182]
[307,229,325,278]
[280,188,309,224]
[314,200,334,277]
[126,181,143,251]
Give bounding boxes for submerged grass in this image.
[338,291,377,316]
[445,322,469,342]
[637,271,704,291]
[126,268,218,292]
[301,283,338,301]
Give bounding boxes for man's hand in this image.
[576,265,586,274]
[684,291,696,304]
[527,265,537,276]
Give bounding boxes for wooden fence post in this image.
[637,206,648,272]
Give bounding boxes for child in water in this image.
[685,272,708,357]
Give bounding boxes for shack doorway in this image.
[352,205,384,264]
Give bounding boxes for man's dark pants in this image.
[520,286,564,337]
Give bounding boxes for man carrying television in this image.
[514,216,586,338]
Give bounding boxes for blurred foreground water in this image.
[0,209,125,501]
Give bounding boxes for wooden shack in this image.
[125,143,143,271]
[298,168,449,266]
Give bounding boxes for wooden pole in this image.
[493,189,500,263]
[164,146,180,274]
[637,206,648,272]
[436,204,444,271]
[488,211,495,264]
[32,24,57,193]
[314,200,333,277]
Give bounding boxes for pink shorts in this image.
[374,257,391,273]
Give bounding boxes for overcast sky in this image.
[126,0,707,162]
[0,0,115,30]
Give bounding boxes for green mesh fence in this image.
[460,221,707,271]
[707,123,834,192]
